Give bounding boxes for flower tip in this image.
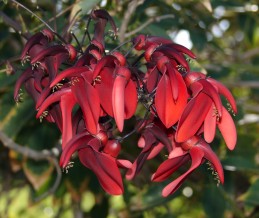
[66,44,77,61]
[41,28,54,41]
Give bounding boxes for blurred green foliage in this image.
[0,0,259,217]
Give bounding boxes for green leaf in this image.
[222,133,257,171]
[142,182,176,208]
[0,96,35,138]
[238,179,259,206]
[90,195,109,218]
[202,184,226,218]
[145,24,170,39]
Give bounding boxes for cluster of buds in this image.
[15,9,237,197]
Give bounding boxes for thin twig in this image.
[240,47,259,60]
[10,0,55,33]
[125,14,175,38]
[10,0,67,44]
[63,9,82,39]
[31,3,77,32]
[81,19,91,47]
[118,0,145,42]
[0,130,62,202]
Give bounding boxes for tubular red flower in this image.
[153,136,224,197]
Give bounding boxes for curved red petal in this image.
[59,132,94,167]
[198,140,224,184]
[95,68,114,116]
[60,93,77,147]
[124,80,137,119]
[176,92,212,142]
[116,159,132,169]
[72,78,100,134]
[92,56,116,79]
[21,32,49,60]
[204,104,217,143]
[207,78,237,114]
[112,75,127,132]
[31,45,67,64]
[78,147,123,195]
[152,155,189,182]
[199,80,222,117]
[50,66,90,88]
[189,81,203,98]
[146,67,160,92]
[14,68,33,101]
[155,74,187,128]
[217,107,237,150]
[148,125,172,152]
[167,43,196,59]
[147,142,164,159]
[166,64,179,101]
[157,46,189,71]
[91,9,117,33]
[161,146,204,197]
[36,87,72,117]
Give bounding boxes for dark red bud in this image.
[103,140,121,157]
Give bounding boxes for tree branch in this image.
[241,47,259,60]
[0,130,62,202]
[226,81,259,88]
[125,14,175,38]
[118,0,145,42]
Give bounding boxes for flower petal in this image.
[78,147,124,195]
[71,78,100,134]
[124,80,138,119]
[95,67,114,116]
[217,107,237,150]
[50,66,90,88]
[59,132,94,168]
[36,87,72,117]
[155,74,187,128]
[30,45,68,65]
[207,78,237,114]
[199,80,222,117]
[152,155,189,182]
[161,146,204,197]
[14,68,33,102]
[204,104,217,143]
[176,92,212,142]
[198,140,224,184]
[60,93,77,147]
[112,67,131,131]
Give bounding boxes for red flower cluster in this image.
[15,9,237,197]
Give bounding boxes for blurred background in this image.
[0,0,259,217]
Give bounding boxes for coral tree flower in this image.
[152,135,224,197]
[133,35,196,128]
[14,8,238,197]
[126,119,172,180]
[60,130,132,195]
[176,72,237,150]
